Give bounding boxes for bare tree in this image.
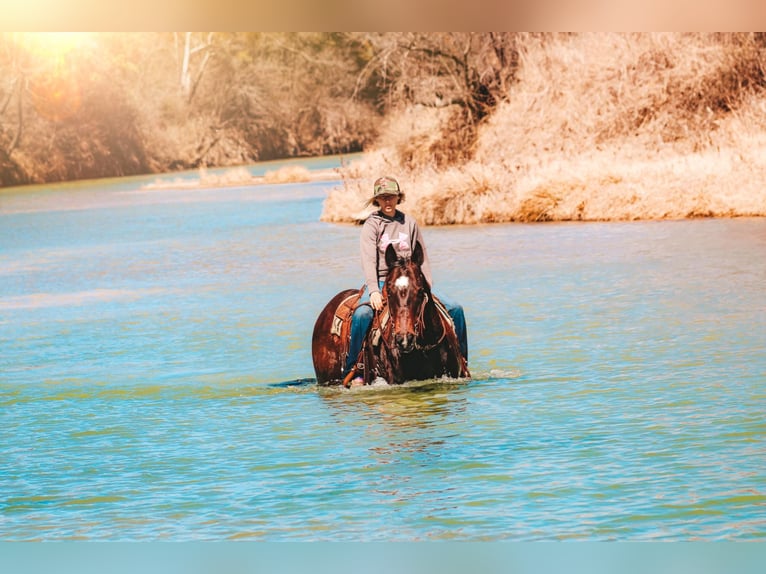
[349,33,524,166]
[0,34,26,156]
[357,33,521,120]
[177,32,214,104]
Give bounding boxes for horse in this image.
[311,241,469,386]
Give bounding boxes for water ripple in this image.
[1,186,764,541]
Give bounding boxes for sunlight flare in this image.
[15,33,97,121]
[18,32,96,61]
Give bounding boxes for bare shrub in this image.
[330,33,766,224]
[357,33,524,167]
[517,190,562,223]
[198,166,252,186]
[264,165,311,183]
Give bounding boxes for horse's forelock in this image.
[406,258,427,286]
[386,255,427,296]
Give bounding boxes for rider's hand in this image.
[370,291,383,311]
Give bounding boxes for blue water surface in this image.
[1,167,764,540]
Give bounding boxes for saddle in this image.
[330,287,364,345]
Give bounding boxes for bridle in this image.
[382,264,446,354]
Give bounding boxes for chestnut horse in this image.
[312,242,469,386]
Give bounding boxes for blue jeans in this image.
[344,282,468,374]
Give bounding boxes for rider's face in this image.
[377,194,398,216]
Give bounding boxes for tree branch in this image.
[1,77,17,114]
[7,77,23,153]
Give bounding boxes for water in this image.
[1,165,765,541]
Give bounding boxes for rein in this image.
[412,293,448,352]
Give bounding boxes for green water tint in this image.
[1,171,764,540]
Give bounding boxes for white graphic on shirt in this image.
[379,232,410,254]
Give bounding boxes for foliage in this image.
[325,33,766,224]
[353,32,523,168]
[0,32,383,186]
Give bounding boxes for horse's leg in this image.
[371,342,396,385]
[362,336,377,385]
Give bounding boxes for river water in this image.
[1,159,764,541]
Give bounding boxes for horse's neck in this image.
[422,297,446,343]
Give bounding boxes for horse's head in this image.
[384,241,430,354]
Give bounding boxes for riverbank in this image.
[320,33,766,225]
[136,150,766,226]
[6,34,765,226]
[320,143,766,225]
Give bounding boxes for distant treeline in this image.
[4,33,766,226]
[0,32,525,187]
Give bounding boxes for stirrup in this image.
[343,368,364,389]
[342,369,358,388]
[342,362,365,388]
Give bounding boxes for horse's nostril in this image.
[396,333,414,352]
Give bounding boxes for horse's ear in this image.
[412,241,424,266]
[385,243,398,268]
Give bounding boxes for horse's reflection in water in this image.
[312,242,469,387]
[319,379,470,483]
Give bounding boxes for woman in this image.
[343,176,468,385]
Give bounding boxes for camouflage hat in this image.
[366,176,403,206]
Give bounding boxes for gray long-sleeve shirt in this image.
[360,210,433,295]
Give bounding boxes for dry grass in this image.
[199,166,253,186]
[323,33,766,224]
[263,165,311,184]
[142,164,321,190]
